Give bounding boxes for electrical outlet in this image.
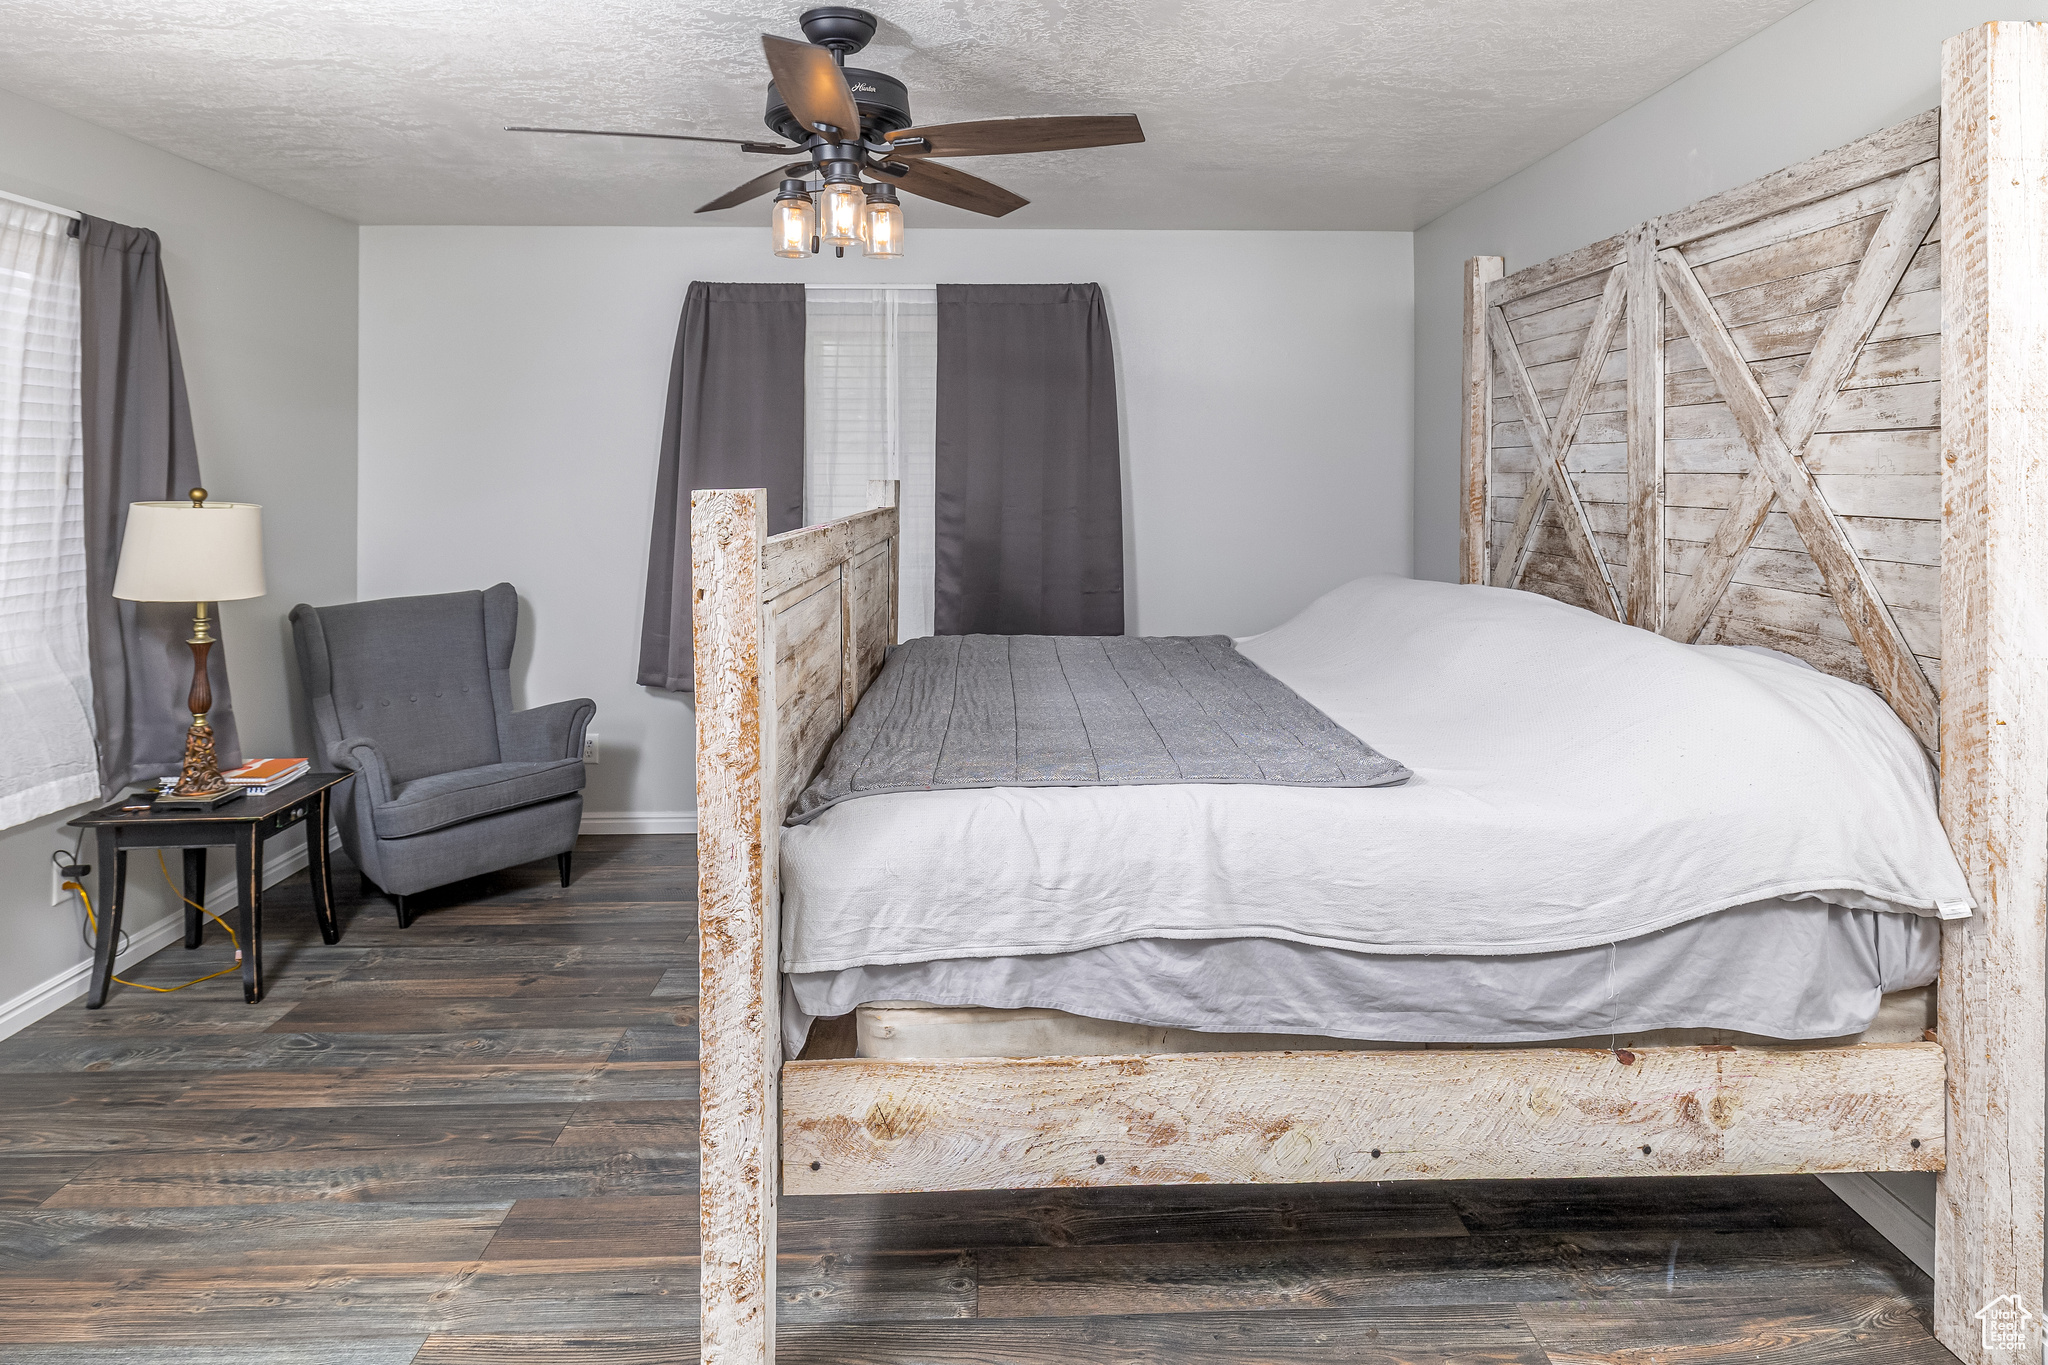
[582,731,600,763]
[52,862,75,906]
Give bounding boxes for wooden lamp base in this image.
[155,721,242,809]
[154,600,244,810]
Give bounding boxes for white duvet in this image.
[779,576,1971,973]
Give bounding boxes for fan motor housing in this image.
[767,67,911,142]
[798,7,877,55]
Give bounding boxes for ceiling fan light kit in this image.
[507,6,1146,261]
[861,182,903,258]
[817,161,866,249]
[771,178,816,258]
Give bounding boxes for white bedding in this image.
[779,576,1971,973]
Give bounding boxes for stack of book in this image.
[225,758,309,795]
[158,758,309,798]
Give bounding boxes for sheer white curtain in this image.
[804,286,937,639]
[0,200,95,827]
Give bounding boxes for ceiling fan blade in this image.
[761,34,860,139]
[869,157,1028,218]
[886,114,1144,159]
[696,164,808,214]
[507,126,800,155]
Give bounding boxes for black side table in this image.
[68,771,352,1006]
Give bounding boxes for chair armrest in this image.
[328,736,396,805]
[503,698,596,763]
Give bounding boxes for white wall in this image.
[1410,0,2048,583]
[358,227,1414,822]
[0,86,357,1029]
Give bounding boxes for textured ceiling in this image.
[0,0,1812,229]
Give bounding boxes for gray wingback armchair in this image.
[290,583,594,927]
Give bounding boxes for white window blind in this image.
[0,200,96,827]
[804,286,937,640]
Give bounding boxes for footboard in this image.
[692,482,897,1365]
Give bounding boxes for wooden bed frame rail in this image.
[782,1044,1944,1196]
[694,25,2046,1363]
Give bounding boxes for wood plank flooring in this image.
[0,834,1955,1363]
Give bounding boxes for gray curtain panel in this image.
[75,214,240,794]
[934,283,1124,636]
[637,281,806,692]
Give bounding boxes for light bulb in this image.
[770,187,815,259]
[819,179,864,248]
[862,188,904,259]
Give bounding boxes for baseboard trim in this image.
[0,829,341,1044]
[579,811,697,835]
[1818,1171,1936,1275]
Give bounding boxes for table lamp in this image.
[111,488,266,808]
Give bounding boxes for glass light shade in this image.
[862,199,904,258]
[112,501,266,603]
[819,180,864,247]
[771,195,815,258]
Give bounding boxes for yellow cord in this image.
[67,851,244,995]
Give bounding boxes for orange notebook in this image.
[223,758,309,786]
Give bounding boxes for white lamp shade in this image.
[111,501,266,603]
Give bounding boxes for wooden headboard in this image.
[1466,29,2048,1355]
[1461,110,1942,748]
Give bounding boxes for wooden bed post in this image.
[1460,256,1504,585]
[1938,22,2048,1361]
[694,484,902,1363]
[693,488,780,1365]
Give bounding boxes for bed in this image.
[690,24,2047,1363]
[779,577,1959,1056]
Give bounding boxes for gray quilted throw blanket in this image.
[786,633,1410,826]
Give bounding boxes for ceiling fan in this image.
[507,5,1144,259]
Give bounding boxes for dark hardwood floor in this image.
[0,834,1955,1363]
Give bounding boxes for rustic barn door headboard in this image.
[1465,32,2048,1357]
[1462,111,1942,749]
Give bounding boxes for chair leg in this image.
[558,851,573,888]
[360,871,379,899]
[392,894,410,929]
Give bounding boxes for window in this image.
[804,286,937,639]
[0,200,96,827]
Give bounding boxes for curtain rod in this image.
[803,283,937,290]
[0,186,81,220]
